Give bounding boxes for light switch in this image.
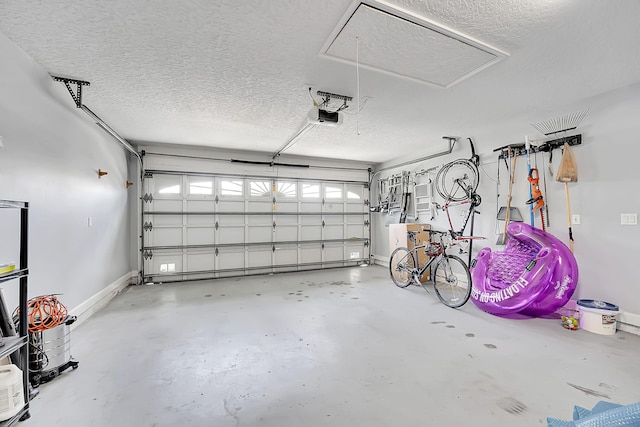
[571,214,580,225]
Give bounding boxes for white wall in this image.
[372,81,640,320]
[0,32,133,314]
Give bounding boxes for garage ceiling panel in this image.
[322,1,508,87]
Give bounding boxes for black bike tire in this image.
[435,159,480,202]
[433,255,472,308]
[389,247,416,288]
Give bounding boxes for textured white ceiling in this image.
[1,0,640,163]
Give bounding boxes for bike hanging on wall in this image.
[433,139,484,264]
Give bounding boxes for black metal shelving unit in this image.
[0,200,30,425]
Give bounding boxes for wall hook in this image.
[98,169,108,178]
[126,181,134,188]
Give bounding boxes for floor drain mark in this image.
[484,344,497,349]
[466,333,475,337]
[567,383,611,399]
[256,294,261,296]
[204,294,212,297]
[351,297,359,299]
[446,325,455,328]
[430,321,446,324]
[497,397,527,415]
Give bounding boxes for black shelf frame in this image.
[0,200,30,425]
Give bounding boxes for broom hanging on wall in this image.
[555,143,578,252]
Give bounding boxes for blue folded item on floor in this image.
[547,401,640,426]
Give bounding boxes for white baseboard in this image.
[371,254,389,267]
[618,311,640,335]
[69,270,137,330]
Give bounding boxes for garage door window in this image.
[302,183,320,198]
[325,185,343,199]
[276,181,296,198]
[250,180,271,197]
[155,175,182,195]
[220,179,244,197]
[188,178,213,196]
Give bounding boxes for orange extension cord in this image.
[15,295,69,332]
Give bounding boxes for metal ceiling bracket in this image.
[51,75,90,108]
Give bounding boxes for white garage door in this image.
[142,172,369,282]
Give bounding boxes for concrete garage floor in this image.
[22,266,640,426]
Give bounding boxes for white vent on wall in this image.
[320,0,509,88]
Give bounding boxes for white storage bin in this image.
[0,364,24,421]
[577,299,620,336]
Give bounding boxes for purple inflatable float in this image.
[470,222,578,317]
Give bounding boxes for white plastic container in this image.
[0,364,24,421]
[577,299,620,336]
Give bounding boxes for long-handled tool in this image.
[497,147,517,245]
[525,137,534,226]
[555,143,578,252]
[526,168,545,230]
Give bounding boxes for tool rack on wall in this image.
[495,134,582,159]
[0,200,31,425]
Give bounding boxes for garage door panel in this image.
[152,227,183,246]
[346,224,365,239]
[218,226,245,244]
[247,215,272,226]
[247,247,272,268]
[217,248,245,271]
[187,215,214,226]
[274,247,297,266]
[247,201,272,213]
[186,227,214,245]
[346,244,365,261]
[301,225,321,241]
[186,251,215,272]
[151,199,183,211]
[324,225,344,240]
[186,200,215,212]
[324,243,344,263]
[218,215,244,226]
[247,225,271,242]
[323,203,344,213]
[275,225,297,241]
[149,253,183,275]
[274,202,297,213]
[300,202,322,212]
[300,244,321,265]
[218,200,244,212]
[346,203,366,212]
[151,214,182,227]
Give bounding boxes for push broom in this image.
[555,143,578,252]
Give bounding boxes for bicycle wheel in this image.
[389,247,416,288]
[433,255,472,308]
[435,159,479,202]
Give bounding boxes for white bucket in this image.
[577,299,620,336]
[0,364,24,421]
